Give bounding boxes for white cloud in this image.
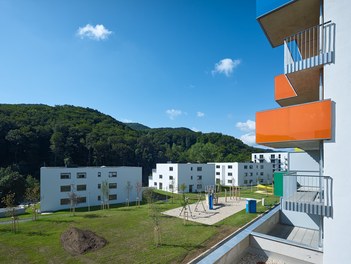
[166,109,182,120]
[212,58,241,77]
[236,120,256,132]
[240,132,256,146]
[77,24,112,40]
[197,111,205,118]
[121,118,133,123]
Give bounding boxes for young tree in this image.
[101,180,109,210]
[1,192,18,232]
[135,182,142,207]
[170,179,175,204]
[68,184,78,216]
[25,181,40,220]
[125,181,133,207]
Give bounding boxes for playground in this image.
[162,186,260,225]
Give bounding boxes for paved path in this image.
[163,197,260,225]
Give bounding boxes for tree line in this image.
[0,104,267,205]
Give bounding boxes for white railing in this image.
[284,21,335,74]
[282,172,333,217]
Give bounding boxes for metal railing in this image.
[282,172,333,217]
[284,21,335,73]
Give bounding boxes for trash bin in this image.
[209,194,213,210]
[246,199,256,213]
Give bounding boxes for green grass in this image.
[0,189,280,264]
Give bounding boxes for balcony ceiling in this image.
[276,67,321,107]
[257,0,320,47]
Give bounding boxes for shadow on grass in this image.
[82,214,105,219]
[159,242,205,251]
[38,218,76,224]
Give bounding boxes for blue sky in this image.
[0,0,283,146]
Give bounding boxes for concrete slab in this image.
[162,197,260,225]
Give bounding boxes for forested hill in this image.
[0,104,266,183]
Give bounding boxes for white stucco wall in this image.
[40,166,142,212]
[148,163,215,193]
[323,0,351,262]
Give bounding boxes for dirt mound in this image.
[61,227,107,255]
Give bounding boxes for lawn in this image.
[0,189,280,264]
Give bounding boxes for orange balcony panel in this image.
[275,74,296,101]
[256,100,332,149]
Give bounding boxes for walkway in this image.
[163,196,259,225]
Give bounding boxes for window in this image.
[260,165,264,169]
[216,165,220,169]
[169,184,173,189]
[216,172,220,175]
[259,154,263,159]
[159,174,163,179]
[109,172,117,178]
[260,172,264,176]
[98,195,101,201]
[197,175,202,180]
[109,183,117,189]
[260,179,264,183]
[60,173,71,179]
[271,154,275,159]
[272,160,276,163]
[249,172,253,176]
[98,172,101,177]
[197,184,202,190]
[77,184,86,191]
[278,154,281,158]
[249,165,253,169]
[60,198,70,205]
[191,167,193,171]
[77,172,86,179]
[245,172,248,177]
[60,185,71,192]
[109,194,117,200]
[254,155,257,158]
[169,175,173,180]
[98,184,101,189]
[249,180,253,184]
[228,180,232,184]
[77,197,86,204]
[228,172,232,176]
[228,165,232,169]
[190,176,193,180]
[154,182,157,186]
[197,167,202,171]
[244,180,248,184]
[169,166,173,171]
[244,165,248,169]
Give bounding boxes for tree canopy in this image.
[0,104,269,193]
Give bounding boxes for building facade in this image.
[148,163,215,193]
[40,166,142,212]
[251,152,288,172]
[213,162,273,187]
[255,0,351,262]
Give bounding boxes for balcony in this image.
[284,22,335,74]
[256,100,332,150]
[256,0,319,47]
[282,172,333,217]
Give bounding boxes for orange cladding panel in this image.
[275,74,296,101]
[256,100,332,144]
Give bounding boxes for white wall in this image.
[213,162,273,187]
[323,0,351,262]
[40,166,142,212]
[148,163,215,193]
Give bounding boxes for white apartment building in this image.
[40,166,142,212]
[251,152,288,172]
[148,163,215,193]
[213,162,273,187]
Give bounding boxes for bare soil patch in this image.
[61,227,107,255]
